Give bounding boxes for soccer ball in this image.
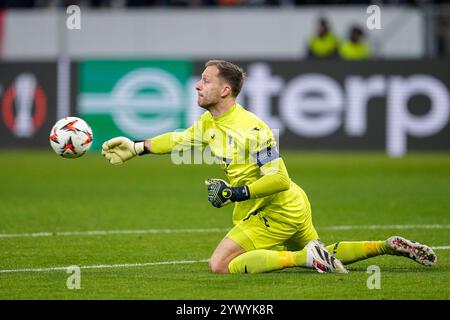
[49,117,93,158]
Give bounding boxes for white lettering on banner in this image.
[280,74,343,137]
[241,63,449,157]
[79,63,448,156]
[79,68,183,138]
[243,64,284,132]
[387,75,450,157]
[345,75,386,136]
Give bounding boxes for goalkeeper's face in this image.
[196,66,230,109]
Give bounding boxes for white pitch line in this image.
[324,224,450,231]
[0,228,230,239]
[0,224,449,239]
[1,246,450,274]
[0,259,209,274]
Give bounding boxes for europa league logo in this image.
[2,73,47,137]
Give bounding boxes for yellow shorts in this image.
[226,187,319,252]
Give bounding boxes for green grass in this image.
[0,151,449,300]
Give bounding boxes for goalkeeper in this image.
[102,60,437,274]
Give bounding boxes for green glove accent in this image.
[205,178,250,208]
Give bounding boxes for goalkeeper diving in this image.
[102,60,437,274]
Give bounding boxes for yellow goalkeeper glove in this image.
[101,137,149,165]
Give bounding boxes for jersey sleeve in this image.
[247,157,291,199]
[248,123,280,168]
[246,124,290,199]
[150,115,207,154]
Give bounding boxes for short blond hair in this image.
[205,60,245,97]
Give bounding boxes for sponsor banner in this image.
[193,61,450,156]
[1,63,52,148]
[4,60,448,157]
[78,60,193,150]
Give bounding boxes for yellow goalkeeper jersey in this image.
[150,103,307,225]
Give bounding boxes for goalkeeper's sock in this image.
[326,241,386,265]
[227,242,388,273]
[228,249,309,273]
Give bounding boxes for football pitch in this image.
[0,150,449,300]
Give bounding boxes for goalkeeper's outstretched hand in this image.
[205,178,250,208]
[102,137,146,165]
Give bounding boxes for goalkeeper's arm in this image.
[102,127,197,165]
[247,157,291,199]
[205,157,291,208]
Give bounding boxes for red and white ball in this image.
[49,117,93,158]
